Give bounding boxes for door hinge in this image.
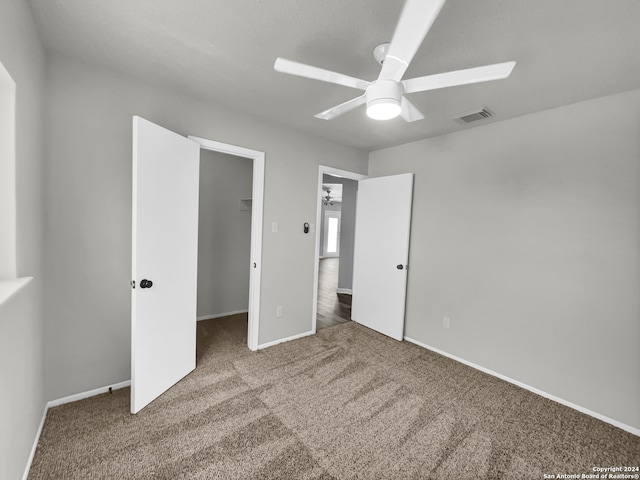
[131,280,135,289]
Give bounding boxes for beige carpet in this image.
[29,315,639,479]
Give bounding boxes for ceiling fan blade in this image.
[314,94,367,120]
[402,61,516,94]
[379,0,447,82]
[400,97,425,122]
[274,58,370,91]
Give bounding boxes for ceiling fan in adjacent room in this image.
[323,190,334,206]
[322,184,342,205]
[274,0,516,122]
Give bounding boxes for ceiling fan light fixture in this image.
[366,99,401,120]
[366,80,402,120]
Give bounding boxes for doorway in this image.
[188,136,264,351]
[312,166,367,332]
[132,119,265,413]
[195,149,253,359]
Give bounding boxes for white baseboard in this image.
[47,380,131,408]
[197,309,248,321]
[23,380,131,479]
[258,330,314,350]
[404,337,640,437]
[22,403,48,480]
[336,288,352,295]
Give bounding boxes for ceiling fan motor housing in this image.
[366,80,403,119]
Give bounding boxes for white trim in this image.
[197,309,248,321]
[336,288,353,295]
[404,336,640,437]
[0,276,33,308]
[188,136,264,352]
[257,330,314,350]
[320,166,368,181]
[0,61,17,281]
[312,166,367,333]
[188,137,264,160]
[22,403,47,480]
[47,380,131,408]
[22,380,131,479]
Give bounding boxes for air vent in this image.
[454,108,493,124]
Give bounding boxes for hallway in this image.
[316,258,352,330]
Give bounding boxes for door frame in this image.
[312,165,367,333]
[188,135,265,351]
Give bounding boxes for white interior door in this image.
[351,173,414,341]
[131,116,200,414]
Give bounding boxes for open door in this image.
[131,116,200,414]
[351,173,413,341]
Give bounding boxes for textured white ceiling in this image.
[27,0,640,150]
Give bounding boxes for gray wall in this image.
[197,150,252,318]
[320,175,358,292]
[0,1,46,478]
[43,52,368,400]
[369,88,640,430]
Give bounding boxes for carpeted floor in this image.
[29,315,639,479]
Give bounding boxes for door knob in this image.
[140,279,153,288]
[396,264,403,270]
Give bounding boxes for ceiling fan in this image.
[323,190,334,206]
[274,0,516,122]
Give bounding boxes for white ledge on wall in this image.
[0,276,33,308]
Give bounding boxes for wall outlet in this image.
[443,316,450,329]
[276,305,283,318]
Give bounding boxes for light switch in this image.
[272,221,279,233]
